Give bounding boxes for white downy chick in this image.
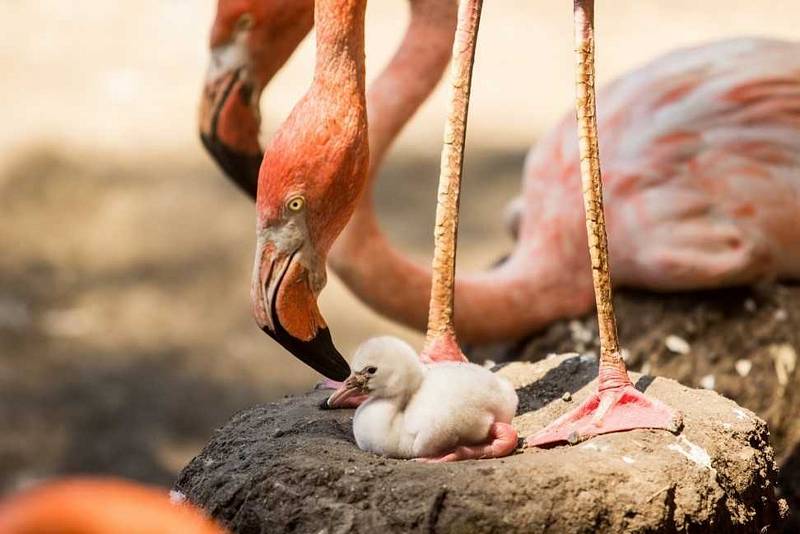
[332,336,518,459]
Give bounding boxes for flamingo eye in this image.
[236,13,254,31]
[286,196,305,212]
[365,366,377,375]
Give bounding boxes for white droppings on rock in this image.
[580,352,597,364]
[568,320,594,344]
[774,309,788,322]
[483,359,496,369]
[734,359,752,377]
[768,344,797,387]
[622,456,635,464]
[744,298,757,312]
[667,435,712,470]
[169,490,186,504]
[665,335,691,355]
[720,422,733,430]
[581,441,610,453]
[733,408,750,421]
[699,374,715,390]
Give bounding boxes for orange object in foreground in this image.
[0,477,226,534]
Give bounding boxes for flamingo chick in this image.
[329,337,518,462]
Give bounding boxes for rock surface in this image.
[470,282,800,528]
[176,354,785,533]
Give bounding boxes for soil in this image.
[175,354,786,534]
[469,281,800,529]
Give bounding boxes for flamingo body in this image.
[520,38,800,293]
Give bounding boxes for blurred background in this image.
[1,0,798,491]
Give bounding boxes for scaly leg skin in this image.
[525,0,681,447]
[416,423,518,463]
[526,363,682,447]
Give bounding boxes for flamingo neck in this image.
[332,228,593,345]
[312,0,367,98]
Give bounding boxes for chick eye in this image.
[365,366,377,375]
[235,13,254,31]
[286,196,305,212]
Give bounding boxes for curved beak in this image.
[199,43,263,199]
[251,239,351,381]
[324,371,369,409]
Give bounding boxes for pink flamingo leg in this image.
[526,364,681,447]
[416,423,518,463]
[528,0,681,447]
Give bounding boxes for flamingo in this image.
[0,478,226,534]
[247,0,369,380]
[199,0,314,197]
[202,3,800,349]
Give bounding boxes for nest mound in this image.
[176,354,785,533]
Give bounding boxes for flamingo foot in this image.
[525,384,682,448]
[415,423,518,463]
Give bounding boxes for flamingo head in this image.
[251,92,368,381]
[199,0,313,192]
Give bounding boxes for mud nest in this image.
[176,354,785,533]
[470,281,800,528]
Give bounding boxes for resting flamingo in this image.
[0,478,226,534]
[202,3,800,353]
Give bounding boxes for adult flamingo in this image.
[200,0,456,201]
[202,4,800,348]
[204,0,460,378]
[0,478,226,534]
[247,0,371,381]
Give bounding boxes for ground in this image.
[175,354,785,533]
[470,281,800,528]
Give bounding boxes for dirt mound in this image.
[175,354,784,533]
[470,282,800,528]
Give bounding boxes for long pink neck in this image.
[328,0,587,345]
[313,0,367,98]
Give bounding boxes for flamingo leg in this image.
[416,423,518,462]
[527,0,680,447]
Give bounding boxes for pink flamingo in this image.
[0,478,226,534]
[202,3,800,351]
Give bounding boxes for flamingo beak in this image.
[199,44,262,197]
[252,241,351,381]
[325,371,370,408]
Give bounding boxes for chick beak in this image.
[325,372,369,409]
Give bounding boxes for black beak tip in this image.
[263,324,351,382]
[199,133,262,199]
